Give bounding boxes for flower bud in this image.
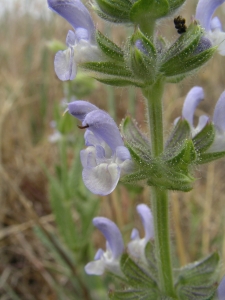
[127,30,156,83]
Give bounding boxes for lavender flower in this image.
[196,0,225,55]
[47,0,100,81]
[67,101,133,195]
[179,86,225,152]
[127,204,154,260]
[84,217,124,275]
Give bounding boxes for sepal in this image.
[193,122,215,154]
[94,76,144,87]
[96,31,125,61]
[196,151,225,165]
[81,61,147,87]
[175,252,220,300]
[93,0,132,23]
[146,161,194,192]
[109,253,159,299]
[164,120,196,174]
[81,61,132,77]
[122,155,194,192]
[165,119,191,150]
[120,116,151,161]
[165,139,196,175]
[160,23,216,80]
[144,242,158,280]
[128,30,157,82]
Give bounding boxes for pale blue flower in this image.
[67,101,133,195]
[127,204,154,260]
[196,0,225,55]
[47,0,100,81]
[179,86,225,152]
[84,217,124,275]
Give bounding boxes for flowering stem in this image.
[142,78,176,298]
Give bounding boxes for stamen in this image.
[77,124,89,129]
[63,108,69,116]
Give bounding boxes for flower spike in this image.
[47,0,95,41]
[84,217,124,275]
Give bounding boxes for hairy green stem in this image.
[143,78,176,298]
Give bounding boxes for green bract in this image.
[93,0,132,23]
[130,0,169,26]
[93,0,186,29]
[109,253,160,299]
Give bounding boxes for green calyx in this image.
[160,22,217,82]
[127,30,157,82]
[121,116,195,192]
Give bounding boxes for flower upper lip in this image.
[195,0,225,55]
[195,0,225,32]
[47,0,95,41]
[84,216,124,275]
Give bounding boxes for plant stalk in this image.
[143,78,176,298]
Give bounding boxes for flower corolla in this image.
[196,0,225,55]
[67,101,133,195]
[84,217,124,275]
[47,0,100,81]
[179,86,225,152]
[127,204,154,260]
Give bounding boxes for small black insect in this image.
[174,15,187,34]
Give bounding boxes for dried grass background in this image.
[1,0,225,299]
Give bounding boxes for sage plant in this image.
[47,0,225,298]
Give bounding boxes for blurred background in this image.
[1,0,225,299]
